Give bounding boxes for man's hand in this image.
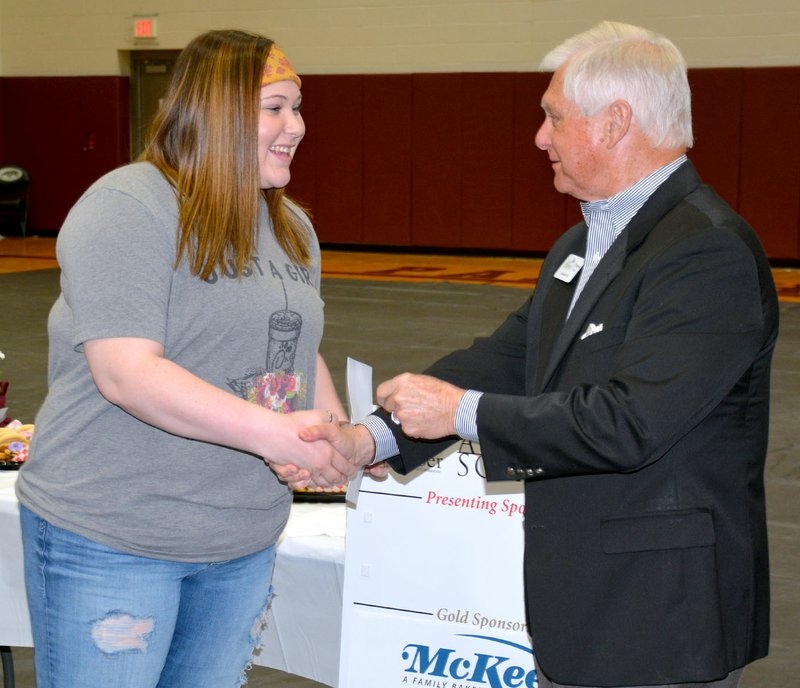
[299,422,377,468]
[261,409,358,488]
[377,373,465,439]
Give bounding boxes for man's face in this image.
[534,67,610,201]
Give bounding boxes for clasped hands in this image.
[271,373,465,489]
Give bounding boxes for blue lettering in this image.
[449,656,471,680]
[503,664,526,687]
[400,642,537,688]
[402,645,454,677]
[469,653,508,687]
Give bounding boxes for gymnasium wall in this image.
[1,1,799,258]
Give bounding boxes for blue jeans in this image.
[20,504,276,688]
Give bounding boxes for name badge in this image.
[554,254,584,283]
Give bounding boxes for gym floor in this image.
[1,236,797,687]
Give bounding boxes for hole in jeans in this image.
[91,611,155,654]
[239,587,274,685]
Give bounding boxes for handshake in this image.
[266,373,466,490]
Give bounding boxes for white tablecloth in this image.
[0,472,32,648]
[0,472,345,687]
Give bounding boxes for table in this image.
[0,472,346,687]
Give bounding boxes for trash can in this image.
[0,165,29,237]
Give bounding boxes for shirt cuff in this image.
[455,389,482,442]
[358,390,482,463]
[358,414,400,463]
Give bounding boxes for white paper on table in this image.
[345,357,375,506]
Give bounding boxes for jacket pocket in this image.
[577,323,626,352]
[600,507,715,554]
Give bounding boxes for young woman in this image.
[16,30,350,687]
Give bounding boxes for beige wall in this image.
[1,0,799,76]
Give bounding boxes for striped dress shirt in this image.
[365,155,688,457]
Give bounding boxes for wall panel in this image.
[410,73,464,248]
[459,72,515,249]
[306,75,364,244]
[1,76,128,232]
[1,67,798,259]
[0,84,5,164]
[739,67,800,259]
[361,75,413,246]
[687,68,743,212]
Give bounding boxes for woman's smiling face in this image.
[257,80,305,189]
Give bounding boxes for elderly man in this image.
[299,21,777,688]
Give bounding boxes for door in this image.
[129,50,181,160]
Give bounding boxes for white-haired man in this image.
[297,21,776,688]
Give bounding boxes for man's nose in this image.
[534,120,550,151]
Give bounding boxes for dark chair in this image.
[0,165,29,237]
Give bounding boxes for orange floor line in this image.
[2,237,799,301]
[320,250,542,288]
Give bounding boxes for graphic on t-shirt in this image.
[226,267,307,413]
[267,308,302,372]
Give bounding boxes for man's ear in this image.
[605,100,632,148]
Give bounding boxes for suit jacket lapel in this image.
[536,160,703,392]
[539,237,627,390]
[535,227,585,391]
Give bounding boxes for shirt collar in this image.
[580,154,688,235]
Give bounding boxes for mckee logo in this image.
[400,634,538,688]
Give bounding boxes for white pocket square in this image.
[580,322,604,340]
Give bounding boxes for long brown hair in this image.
[142,30,311,279]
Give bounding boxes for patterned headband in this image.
[261,44,301,88]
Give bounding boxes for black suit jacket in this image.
[383,161,777,685]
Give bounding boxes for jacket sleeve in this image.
[385,294,533,474]
[476,225,775,482]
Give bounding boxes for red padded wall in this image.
[304,75,364,244]
[459,72,515,249]
[687,69,744,213]
[1,76,129,232]
[362,74,413,246]
[739,67,800,259]
[0,83,5,164]
[411,73,463,247]
[1,68,798,259]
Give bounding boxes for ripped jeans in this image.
[20,504,276,688]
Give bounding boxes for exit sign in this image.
[133,16,158,39]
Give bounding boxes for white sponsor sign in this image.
[339,440,538,688]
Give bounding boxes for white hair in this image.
[540,21,693,149]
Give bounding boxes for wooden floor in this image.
[2,235,800,301]
[0,236,544,285]
[2,234,799,688]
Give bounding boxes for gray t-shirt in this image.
[17,162,324,562]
